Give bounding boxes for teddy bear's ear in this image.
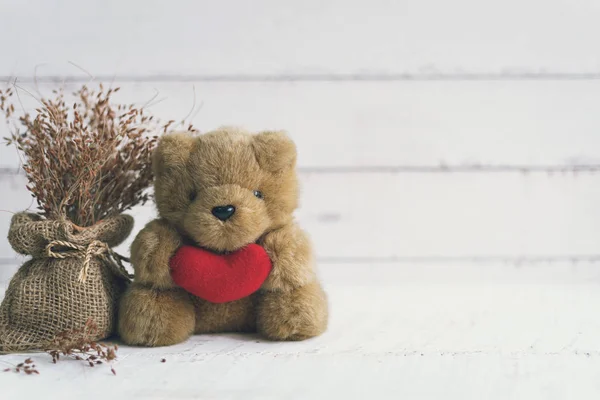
[252,131,297,172]
[152,132,195,176]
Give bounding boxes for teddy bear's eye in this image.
[189,190,197,202]
[253,190,264,200]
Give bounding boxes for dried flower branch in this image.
[3,357,39,375]
[44,319,119,375]
[0,83,198,226]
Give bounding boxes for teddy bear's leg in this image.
[118,283,196,346]
[256,281,328,341]
[192,295,257,334]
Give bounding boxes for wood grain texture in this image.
[2,80,600,168]
[1,0,600,77]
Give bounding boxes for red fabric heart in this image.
[169,244,272,303]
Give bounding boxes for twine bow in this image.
[45,240,133,283]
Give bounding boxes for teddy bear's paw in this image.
[118,284,195,347]
[130,219,182,289]
[257,281,329,341]
[260,224,316,291]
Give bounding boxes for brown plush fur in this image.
[118,127,328,346]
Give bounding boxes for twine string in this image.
[45,240,133,282]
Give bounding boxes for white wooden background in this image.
[1,0,600,267]
[1,1,600,399]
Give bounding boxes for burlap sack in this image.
[0,212,134,353]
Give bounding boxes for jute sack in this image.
[0,212,133,353]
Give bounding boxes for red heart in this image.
[169,244,272,303]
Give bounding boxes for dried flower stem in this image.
[44,319,119,375]
[0,83,198,226]
[2,357,39,375]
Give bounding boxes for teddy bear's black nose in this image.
[211,205,236,221]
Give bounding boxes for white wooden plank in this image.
[299,172,600,259]
[2,0,600,77]
[2,80,600,168]
[2,262,600,399]
[2,172,599,262]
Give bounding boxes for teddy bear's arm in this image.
[130,219,182,289]
[120,219,196,346]
[257,223,329,340]
[259,222,317,292]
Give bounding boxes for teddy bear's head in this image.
[152,127,298,252]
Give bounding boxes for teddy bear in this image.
[117,127,329,345]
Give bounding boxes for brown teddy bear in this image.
[118,127,329,345]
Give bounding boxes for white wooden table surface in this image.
[2,262,600,400]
